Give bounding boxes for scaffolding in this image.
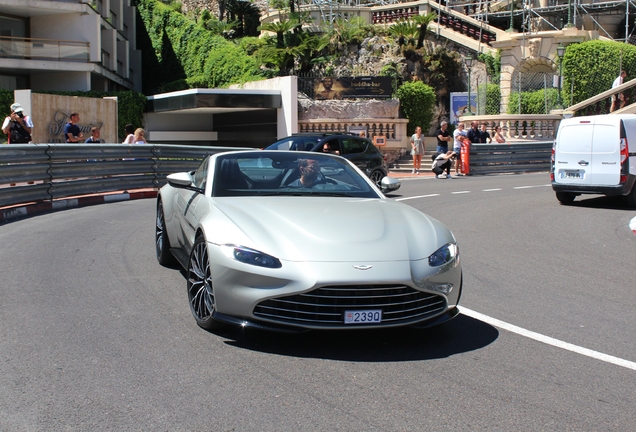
[300,0,636,42]
[448,0,636,41]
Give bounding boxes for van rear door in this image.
[589,120,621,185]
[554,121,594,185]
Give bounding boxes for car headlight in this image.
[428,242,459,267]
[221,245,282,269]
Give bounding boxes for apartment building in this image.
[0,0,141,92]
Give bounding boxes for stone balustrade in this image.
[298,118,409,149]
[458,114,562,140]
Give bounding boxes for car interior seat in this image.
[218,158,251,192]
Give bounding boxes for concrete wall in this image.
[230,76,297,139]
[15,90,118,143]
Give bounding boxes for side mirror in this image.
[166,172,195,188]
[381,176,401,192]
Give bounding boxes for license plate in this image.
[344,310,382,324]
[561,171,584,179]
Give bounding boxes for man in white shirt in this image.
[452,122,467,176]
[2,103,33,143]
[610,70,627,112]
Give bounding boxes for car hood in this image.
[210,197,451,262]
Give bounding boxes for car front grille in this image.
[253,284,447,327]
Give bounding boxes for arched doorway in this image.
[508,56,558,114]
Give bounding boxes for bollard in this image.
[461,141,471,174]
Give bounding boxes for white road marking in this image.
[396,194,439,201]
[630,216,636,234]
[513,184,551,189]
[451,191,471,194]
[483,188,502,192]
[461,307,636,371]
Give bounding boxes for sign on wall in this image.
[450,92,477,125]
[314,77,393,99]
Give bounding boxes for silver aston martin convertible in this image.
[156,150,462,332]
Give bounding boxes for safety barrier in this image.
[0,144,248,209]
[467,141,553,175]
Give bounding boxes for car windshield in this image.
[212,151,381,198]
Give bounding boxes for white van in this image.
[551,114,636,206]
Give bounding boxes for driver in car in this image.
[288,159,327,188]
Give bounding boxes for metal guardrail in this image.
[468,141,553,175]
[0,144,248,208]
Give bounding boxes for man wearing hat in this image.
[2,103,33,144]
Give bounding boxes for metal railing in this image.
[0,36,90,62]
[0,144,248,209]
[467,141,553,175]
[564,78,636,116]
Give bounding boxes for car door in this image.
[174,159,208,252]
[554,121,594,185]
[339,137,369,171]
[589,121,621,185]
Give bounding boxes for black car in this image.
[264,133,389,187]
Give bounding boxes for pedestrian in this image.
[122,124,135,144]
[477,123,492,143]
[64,112,83,143]
[453,122,467,176]
[431,150,456,179]
[436,121,452,153]
[466,120,479,143]
[610,70,627,112]
[410,126,424,175]
[2,103,33,144]
[133,128,147,144]
[493,125,506,143]
[85,126,104,143]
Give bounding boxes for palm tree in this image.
[412,12,437,49]
[388,20,419,47]
[258,18,297,48]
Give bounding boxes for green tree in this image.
[396,81,436,135]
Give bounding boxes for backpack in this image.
[431,151,441,161]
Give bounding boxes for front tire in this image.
[556,192,576,205]
[187,234,222,330]
[156,201,177,266]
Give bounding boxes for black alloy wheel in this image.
[369,169,385,188]
[187,234,222,330]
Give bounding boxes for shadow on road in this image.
[219,314,498,362]
[565,195,634,211]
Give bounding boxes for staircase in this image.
[389,151,437,174]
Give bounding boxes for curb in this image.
[0,190,158,224]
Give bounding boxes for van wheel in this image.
[626,185,636,208]
[556,192,576,205]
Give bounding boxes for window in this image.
[193,159,208,190]
[341,138,366,155]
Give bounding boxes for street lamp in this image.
[465,54,474,116]
[556,43,565,109]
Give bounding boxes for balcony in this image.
[0,36,89,62]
